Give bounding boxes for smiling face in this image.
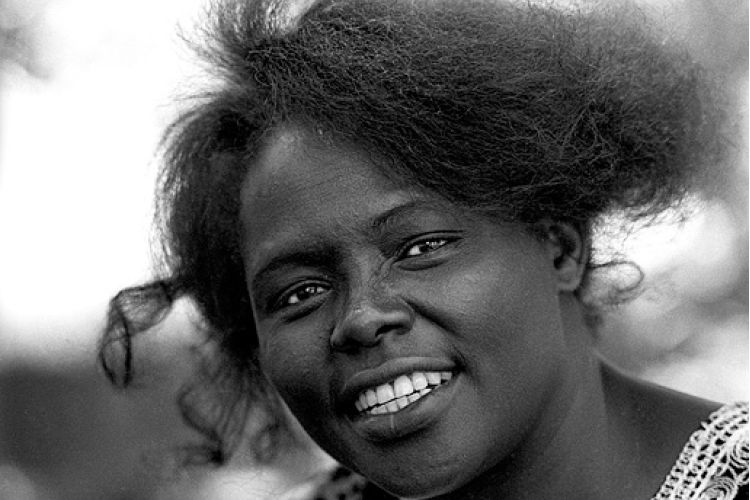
[240,125,582,497]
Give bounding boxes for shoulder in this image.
[602,363,748,499]
[601,363,723,459]
[653,402,748,500]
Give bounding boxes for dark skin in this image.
[434,363,719,499]
[239,124,720,499]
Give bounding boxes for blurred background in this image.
[0,0,746,498]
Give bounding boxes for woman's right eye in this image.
[279,283,329,308]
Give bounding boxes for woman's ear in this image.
[536,220,588,292]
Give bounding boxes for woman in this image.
[100,0,748,498]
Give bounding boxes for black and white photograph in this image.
[0,0,747,498]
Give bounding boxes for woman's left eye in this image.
[403,238,450,258]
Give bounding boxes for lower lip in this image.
[347,375,459,442]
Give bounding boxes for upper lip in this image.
[339,356,456,412]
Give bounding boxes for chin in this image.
[359,458,472,500]
[372,476,455,500]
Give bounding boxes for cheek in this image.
[460,265,568,433]
[258,329,350,458]
[258,327,332,414]
[424,250,558,335]
[473,266,562,356]
[417,250,564,378]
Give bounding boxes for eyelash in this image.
[402,237,452,258]
[278,283,329,309]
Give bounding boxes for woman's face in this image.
[240,125,579,497]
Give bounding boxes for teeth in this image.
[393,375,414,398]
[366,389,378,407]
[355,370,454,416]
[376,384,395,404]
[412,372,428,391]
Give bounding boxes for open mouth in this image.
[354,371,453,416]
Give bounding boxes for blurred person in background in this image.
[99,0,748,498]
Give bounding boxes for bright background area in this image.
[0,0,746,498]
[0,0,203,365]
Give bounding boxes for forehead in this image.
[239,125,422,266]
[242,125,396,202]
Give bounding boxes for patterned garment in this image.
[652,402,748,500]
[305,402,749,500]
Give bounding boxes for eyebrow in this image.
[249,243,337,297]
[370,199,451,232]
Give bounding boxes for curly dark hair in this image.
[99,0,728,467]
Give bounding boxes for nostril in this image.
[330,300,414,351]
[374,311,413,337]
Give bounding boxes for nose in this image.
[330,288,415,352]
